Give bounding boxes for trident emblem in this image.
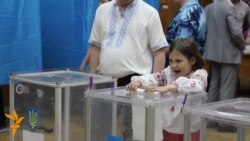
[28,107,39,131]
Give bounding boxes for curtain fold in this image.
[0,0,42,85]
[41,0,99,69]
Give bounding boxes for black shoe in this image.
[218,125,236,133]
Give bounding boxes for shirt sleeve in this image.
[174,69,208,93]
[131,67,170,87]
[226,6,245,50]
[147,11,169,52]
[175,16,197,39]
[245,6,250,42]
[89,7,102,48]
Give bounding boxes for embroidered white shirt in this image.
[89,0,168,78]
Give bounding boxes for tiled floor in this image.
[1,127,250,141]
[0,133,8,141]
[206,127,250,141]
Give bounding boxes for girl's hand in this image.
[126,81,141,91]
[145,86,168,93]
[145,84,178,93]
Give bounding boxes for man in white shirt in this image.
[87,0,168,79]
[83,0,168,140]
[233,0,250,42]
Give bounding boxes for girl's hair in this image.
[169,38,204,71]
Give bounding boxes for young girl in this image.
[126,38,208,141]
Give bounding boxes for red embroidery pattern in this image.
[191,73,207,88]
[153,70,166,86]
[191,80,195,87]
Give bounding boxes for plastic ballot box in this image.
[84,87,206,141]
[184,98,250,141]
[9,69,116,141]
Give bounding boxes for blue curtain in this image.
[144,0,160,11]
[41,0,99,69]
[0,0,42,85]
[0,0,158,84]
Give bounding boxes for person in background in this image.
[0,88,6,130]
[165,0,206,55]
[232,0,250,42]
[81,0,168,140]
[204,0,246,132]
[231,0,250,95]
[127,38,208,141]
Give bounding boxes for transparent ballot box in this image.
[9,70,116,141]
[85,87,206,141]
[184,98,250,141]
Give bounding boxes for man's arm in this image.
[245,5,250,44]
[153,47,166,72]
[89,45,100,74]
[226,6,246,50]
[80,49,90,71]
